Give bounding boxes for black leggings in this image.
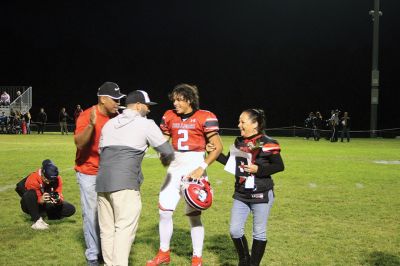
[20,190,76,222]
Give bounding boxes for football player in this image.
[147,84,223,266]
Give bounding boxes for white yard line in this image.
[0,184,15,192]
[373,160,400,165]
[0,167,75,193]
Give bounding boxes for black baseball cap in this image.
[126,90,157,105]
[41,159,59,181]
[97,82,126,99]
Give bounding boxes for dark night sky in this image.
[1,1,400,130]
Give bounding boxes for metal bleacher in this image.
[0,86,32,116]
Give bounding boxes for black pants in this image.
[341,127,350,142]
[314,128,320,141]
[20,190,76,222]
[330,126,339,142]
[37,122,45,134]
[305,127,313,139]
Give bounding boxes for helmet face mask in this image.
[181,177,213,211]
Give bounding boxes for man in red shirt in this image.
[74,82,125,266]
[16,159,76,230]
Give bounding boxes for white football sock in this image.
[189,215,204,257]
[159,210,173,252]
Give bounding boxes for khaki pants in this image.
[98,190,142,266]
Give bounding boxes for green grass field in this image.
[0,134,399,265]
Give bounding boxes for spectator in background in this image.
[13,110,22,134]
[304,112,315,140]
[24,111,32,134]
[15,90,22,111]
[0,111,7,133]
[314,111,323,141]
[59,107,71,135]
[15,159,76,230]
[74,104,83,122]
[74,104,84,132]
[1,91,10,106]
[340,111,351,142]
[37,108,47,134]
[74,82,125,266]
[21,116,27,134]
[329,109,340,142]
[10,108,16,118]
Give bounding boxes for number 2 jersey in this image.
[159,109,219,210]
[160,109,219,152]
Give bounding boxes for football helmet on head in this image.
[181,177,213,211]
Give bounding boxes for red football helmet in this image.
[181,177,213,211]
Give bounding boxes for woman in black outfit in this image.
[208,108,284,266]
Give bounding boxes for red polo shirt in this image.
[74,106,113,175]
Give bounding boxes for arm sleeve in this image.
[24,173,43,204]
[159,111,171,135]
[203,112,219,133]
[146,120,170,148]
[147,120,175,166]
[216,152,229,165]
[154,142,175,166]
[255,153,285,177]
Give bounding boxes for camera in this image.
[49,191,60,203]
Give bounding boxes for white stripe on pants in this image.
[98,189,142,266]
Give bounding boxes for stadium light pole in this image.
[369,0,382,137]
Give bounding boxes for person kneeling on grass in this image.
[15,159,76,230]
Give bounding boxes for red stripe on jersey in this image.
[262,143,281,153]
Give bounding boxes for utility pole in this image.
[369,0,382,137]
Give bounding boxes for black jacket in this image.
[58,111,70,122]
[37,111,47,123]
[216,134,284,203]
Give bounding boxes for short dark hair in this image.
[243,108,266,134]
[169,84,200,110]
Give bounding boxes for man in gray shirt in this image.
[96,90,174,266]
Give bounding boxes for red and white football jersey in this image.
[160,109,219,152]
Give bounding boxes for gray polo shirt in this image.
[96,109,173,193]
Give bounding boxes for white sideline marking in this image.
[0,184,15,192]
[356,183,364,189]
[215,179,223,185]
[373,160,400,165]
[309,183,317,188]
[0,167,74,193]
